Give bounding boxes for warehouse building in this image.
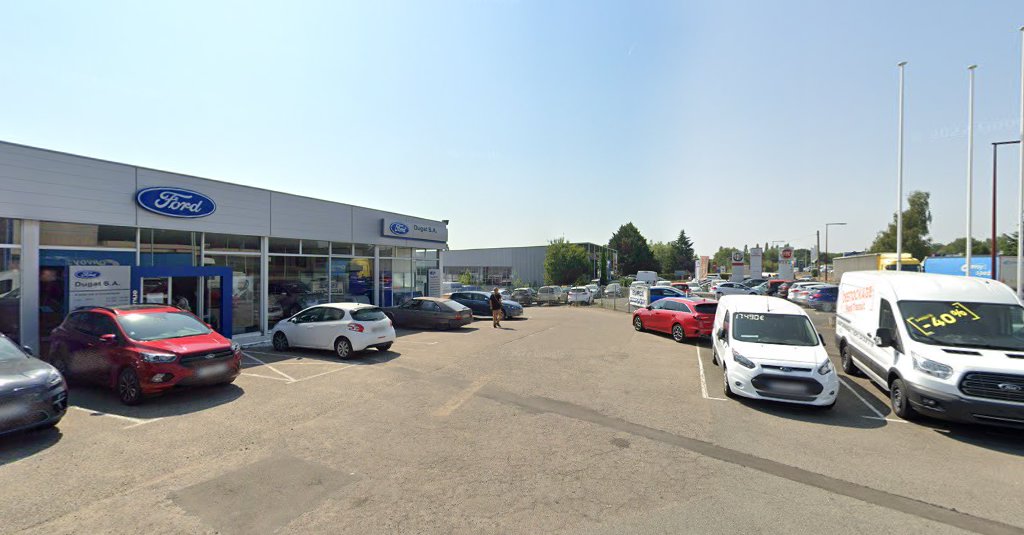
[443,243,617,287]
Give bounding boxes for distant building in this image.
[443,243,618,287]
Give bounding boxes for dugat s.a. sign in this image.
[381,217,448,242]
[136,187,217,218]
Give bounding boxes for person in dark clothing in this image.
[489,288,503,328]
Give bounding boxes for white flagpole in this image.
[897,61,906,270]
[966,65,977,276]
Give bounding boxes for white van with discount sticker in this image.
[712,295,838,408]
[836,271,1024,427]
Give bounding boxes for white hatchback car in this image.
[271,303,396,359]
[711,295,838,408]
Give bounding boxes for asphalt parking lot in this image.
[1,305,1023,534]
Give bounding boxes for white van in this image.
[712,295,838,408]
[635,271,658,285]
[836,272,1024,427]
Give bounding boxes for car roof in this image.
[718,295,807,315]
[318,302,380,310]
[663,297,716,305]
[412,297,448,302]
[77,304,179,316]
[840,271,1020,304]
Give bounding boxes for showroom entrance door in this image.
[131,266,233,339]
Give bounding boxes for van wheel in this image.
[334,337,353,360]
[889,378,918,420]
[839,344,859,375]
[712,348,719,366]
[633,316,644,332]
[672,324,685,343]
[723,364,737,399]
[117,368,143,406]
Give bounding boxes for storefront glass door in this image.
[142,276,201,316]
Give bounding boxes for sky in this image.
[1,0,1022,256]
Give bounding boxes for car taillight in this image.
[811,293,822,299]
[455,312,462,319]
[348,323,365,332]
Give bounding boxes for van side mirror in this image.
[818,333,826,346]
[21,345,33,356]
[874,328,895,348]
[716,328,726,341]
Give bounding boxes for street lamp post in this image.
[966,65,977,276]
[825,223,847,282]
[991,140,1022,280]
[897,61,907,271]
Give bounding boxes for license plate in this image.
[770,381,807,393]
[196,363,230,378]
[373,325,388,333]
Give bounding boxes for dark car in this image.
[765,279,793,297]
[449,291,524,320]
[385,297,474,329]
[0,333,67,437]
[48,305,242,405]
[807,286,838,312]
[268,281,320,320]
[510,288,536,306]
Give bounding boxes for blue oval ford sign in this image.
[136,187,216,218]
[389,222,410,235]
[74,270,102,279]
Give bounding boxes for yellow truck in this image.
[832,253,921,283]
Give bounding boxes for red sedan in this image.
[632,297,718,342]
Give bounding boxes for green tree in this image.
[935,238,990,256]
[599,248,608,285]
[870,191,932,261]
[458,270,473,285]
[711,246,738,274]
[999,232,1018,256]
[671,230,695,275]
[608,222,658,275]
[650,240,674,275]
[544,238,591,285]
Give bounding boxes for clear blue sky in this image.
[1,1,1022,255]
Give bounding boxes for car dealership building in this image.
[0,141,448,354]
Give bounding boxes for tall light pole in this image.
[897,61,907,271]
[825,222,847,282]
[1018,27,1024,297]
[966,65,977,276]
[991,140,1021,280]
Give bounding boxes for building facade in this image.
[444,243,617,287]
[0,141,448,354]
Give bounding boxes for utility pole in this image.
[816,230,821,274]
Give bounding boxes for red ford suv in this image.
[48,305,241,405]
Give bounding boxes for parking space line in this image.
[288,365,356,383]
[838,376,907,423]
[241,372,293,382]
[242,352,297,382]
[694,344,727,401]
[70,406,164,429]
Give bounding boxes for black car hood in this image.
[0,358,54,392]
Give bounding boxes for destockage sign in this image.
[136,187,217,218]
[381,217,447,242]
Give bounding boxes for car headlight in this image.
[732,350,756,369]
[47,370,64,386]
[817,358,833,375]
[140,352,177,363]
[912,352,953,380]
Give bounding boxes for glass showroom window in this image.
[380,258,415,307]
[140,228,200,267]
[40,221,136,248]
[268,256,328,328]
[0,218,22,342]
[203,253,262,336]
[330,257,375,305]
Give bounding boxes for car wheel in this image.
[273,332,289,351]
[723,363,737,399]
[840,343,860,375]
[117,368,143,406]
[334,337,353,360]
[672,324,685,343]
[712,348,719,366]
[377,343,393,352]
[633,316,644,331]
[889,377,917,420]
[51,347,71,379]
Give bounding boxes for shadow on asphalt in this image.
[733,396,886,429]
[918,419,1024,454]
[68,383,245,420]
[0,426,62,465]
[246,348,401,366]
[396,326,483,336]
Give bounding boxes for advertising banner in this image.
[382,217,448,243]
[699,256,710,280]
[628,284,649,309]
[68,266,131,310]
[923,257,993,278]
[428,268,442,297]
[779,247,795,280]
[730,251,745,281]
[750,247,763,278]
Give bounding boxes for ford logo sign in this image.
[136,187,216,218]
[389,222,410,235]
[998,383,1024,392]
[74,270,102,279]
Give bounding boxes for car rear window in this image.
[116,312,212,341]
[694,303,717,315]
[440,300,469,311]
[352,308,387,321]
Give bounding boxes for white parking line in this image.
[289,365,355,383]
[838,376,907,423]
[694,344,727,401]
[70,406,164,429]
[242,352,296,382]
[241,372,292,382]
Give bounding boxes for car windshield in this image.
[0,337,26,362]
[352,307,388,321]
[116,312,212,341]
[899,301,1024,350]
[732,312,819,346]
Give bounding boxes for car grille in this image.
[179,348,235,368]
[761,365,813,373]
[959,372,1024,403]
[751,374,824,397]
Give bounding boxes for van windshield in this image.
[899,301,1024,350]
[732,313,819,346]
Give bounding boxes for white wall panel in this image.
[136,168,271,235]
[268,193,353,241]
